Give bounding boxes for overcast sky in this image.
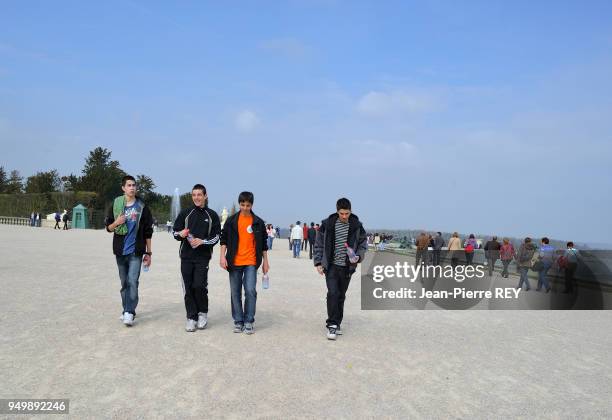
[1,1,611,244]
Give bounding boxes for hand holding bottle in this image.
[346,243,359,264]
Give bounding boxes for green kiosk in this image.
[71,204,89,229]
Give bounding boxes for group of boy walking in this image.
[105,176,367,340]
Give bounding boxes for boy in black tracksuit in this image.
[313,198,367,340]
[172,184,221,332]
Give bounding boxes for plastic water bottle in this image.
[143,264,149,272]
[262,273,270,289]
[345,243,359,263]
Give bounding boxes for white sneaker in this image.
[185,319,196,332]
[197,313,208,329]
[244,323,254,335]
[326,325,338,340]
[336,326,343,335]
[123,313,134,327]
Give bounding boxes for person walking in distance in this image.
[308,222,317,259]
[302,222,308,251]
[415,232,429,268]
[536,237,554,293]
[499,238,515,278]
[432,232,444,266]
[484,236,501,276]
[290,221,303,258]
[266,224,276,250]
[516,237,536,291]
[562,242,580,294]
[464,234,477,265]
[447,232,462,268]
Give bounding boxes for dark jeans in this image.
[302,239,307,251]
[325,264,352,327]
[115,253,142,315]
[487,258,498,276]
[432,249,441,265]
[63,221,68,230]
[54,221,60,229]
[465,252,474,265]
[501,259,512,277]
[180,259,210,320]
[229,265,257,325]
[309,240,314,259]
[415,249,428,267]
[450,251,459,268]
[564,262,578,293]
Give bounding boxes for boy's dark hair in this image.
[567,241,574,247]
[542,237,549,244]
[336,197,351,211]
[311,222,315,227]
[238,191,254,204]
[192,184,207,194]
[121,175,136,186]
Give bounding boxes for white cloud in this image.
[318,139,418,169]
[235,110,260,132]
[356,90,440,117]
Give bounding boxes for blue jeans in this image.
[518,267,531,290]
[116,253,142,314]
[537,261,552,290]
[229,265,257,325]
[293,240,302,257]
[267,237,274,250]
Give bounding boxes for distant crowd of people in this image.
[403,231,582,294]
[286,222,319,259]
[28,210,70,230]
[368,233,394,251]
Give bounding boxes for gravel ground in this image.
[1,225,611,419]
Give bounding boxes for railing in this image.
[0,216,32,226]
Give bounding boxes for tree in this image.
[136,174,156,201]
[79,147,125,207]
[5,170,23,194]
[63,174,80,192]
[0,166,7,193]
[25,170,61,193]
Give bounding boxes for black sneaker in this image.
[326,325,338,340]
